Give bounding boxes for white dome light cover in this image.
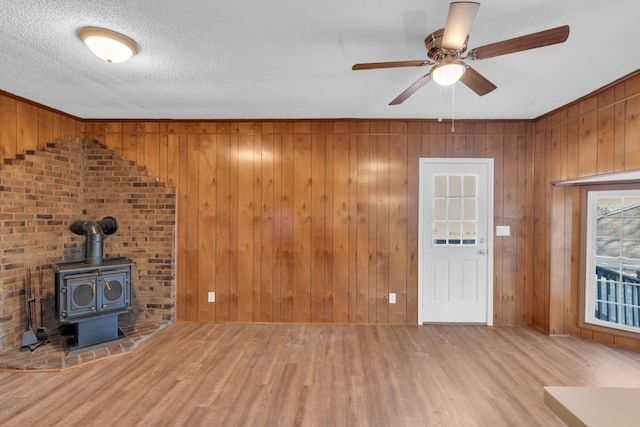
[79,26,138,63]
[431,60,466,86]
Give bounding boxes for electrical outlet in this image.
[389,293,396,304]
[208,291,215,302]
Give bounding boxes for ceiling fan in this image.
[352,1,570,105]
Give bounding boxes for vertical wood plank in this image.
[430,134,446,157]
[310,133,326,322]
[549,186,566,335]
[38,109,54,147]
[198,134,216,322]
[501,134,518,324]
[453,134,466,158]
[368,136,378,322]
[0,95,17,162]
[332,134,350,323]
[389,135,408,324]
[524,128,536,326]
[261,134,275,322]
[406,135,421,325]
[166,133,180,190]
[376,135,390,323]
[473,135,486,158]
[516,135,528,325]
[216,133,231,321]
[292,134,312,322]
[185,133,200,321]
[421,133,430,157]
[145,133,161,178]
[624,95,640,170]
[614,98,626,172]
[566,119,579,179]
[272,131,282,322]
[531,131,546,330]
[324,133,335,323]
[237,134,255,322]
[252,134,263,322]
[136,130,145,166]
[123,133,137,162]
[486,133,504,325]
[16,101,38,152]
[549,127,562,182]
[597,105,615,174]
[356,134,370,322]
[348,133,359,323]
[280,134,294,322]
[568,187,581,335]
[159,134,168,183]
[228,133,240,322]
[176,131,189,321]
[578,111,598,176]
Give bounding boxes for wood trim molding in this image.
[0,89,81,121]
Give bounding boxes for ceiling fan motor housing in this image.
[425,28,468,61]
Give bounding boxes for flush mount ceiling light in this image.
[431,60,466,86]
[78,26,138,63]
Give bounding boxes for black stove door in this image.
[98,270,130,311]
[62,273,98,320]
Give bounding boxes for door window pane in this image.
[432,174,478,246]
[434,175,447,197]
[449,176,462,197]
[463,175,476,197]
[433,199,447,221]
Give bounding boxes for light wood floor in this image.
[1,323,640,426]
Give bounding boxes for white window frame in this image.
[585,189,640,334]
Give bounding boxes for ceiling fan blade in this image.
[442,1,480,51]
[352,60,429,70]
[459,66,496,96]
[468,25,570,60]
[389,73,432,105]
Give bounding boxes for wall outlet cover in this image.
[496,225,510,236]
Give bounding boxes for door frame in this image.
[417,158,494,325]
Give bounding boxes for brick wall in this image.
[81,140,176,324]
[0,138,175,353]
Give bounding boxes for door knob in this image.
[478,249,487,255]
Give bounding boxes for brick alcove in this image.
[0,137,175,354]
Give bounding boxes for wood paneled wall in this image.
[83,120,534,325]
[533,72,640,350]
[0,92,82,161]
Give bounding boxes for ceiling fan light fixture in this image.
[431,60,466,86]
[79,26,138,63]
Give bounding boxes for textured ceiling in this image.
[1,0,640,120]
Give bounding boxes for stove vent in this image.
[69,216,119,265]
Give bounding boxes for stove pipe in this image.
[69,216,119,265]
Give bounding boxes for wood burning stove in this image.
[52,217,134,349]
[52,258,133,347]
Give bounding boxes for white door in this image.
[418,158,493,324]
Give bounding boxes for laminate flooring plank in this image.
[1,323,640,426]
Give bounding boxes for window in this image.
[585,190,640,333]
[432,174,477,246]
